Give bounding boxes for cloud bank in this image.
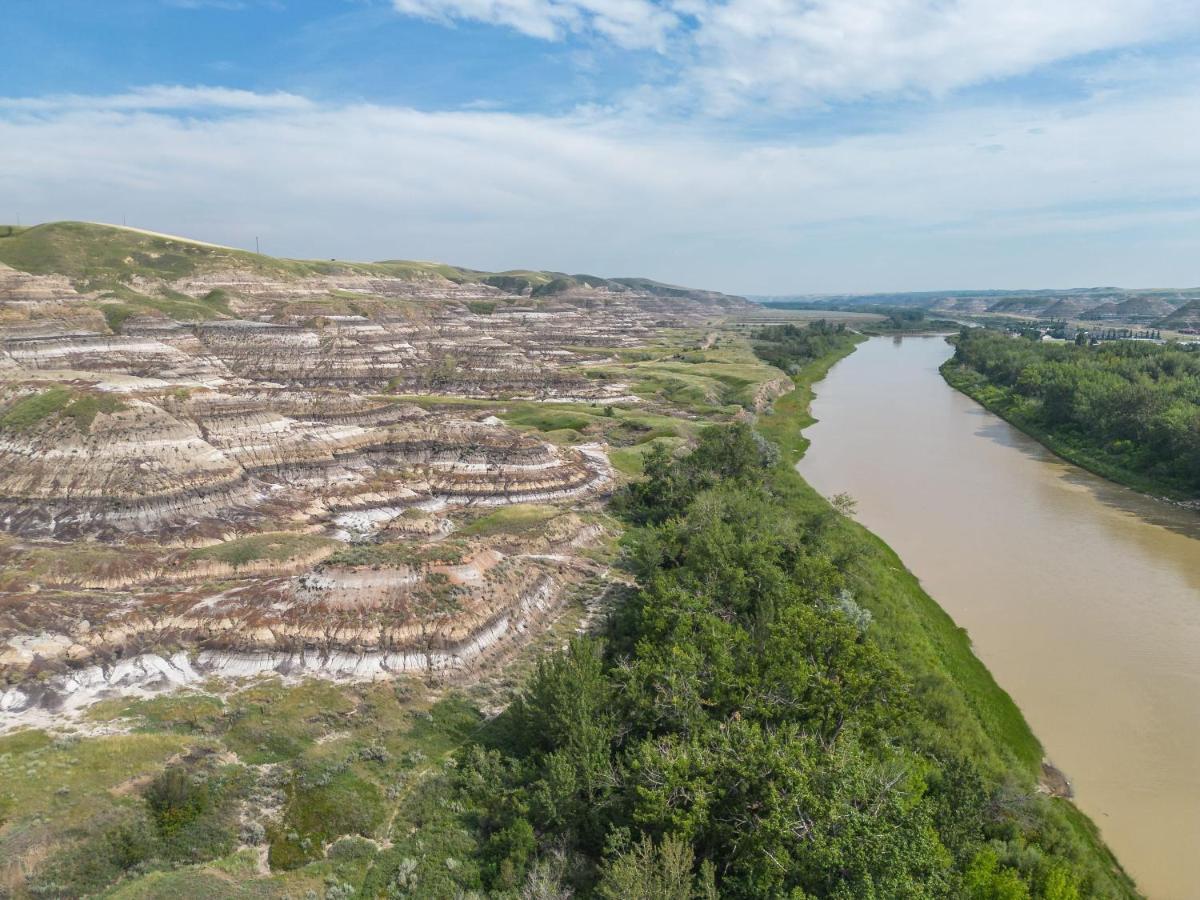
[391,0,1200,108]
[2,80,1198,292]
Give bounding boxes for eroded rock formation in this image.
[0,223,748,725]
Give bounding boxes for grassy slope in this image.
[581,341,786,413]
[0,386,126,433]
[184,532,338,567]
[758,338,1137,895]
[0,223,742,307]
[941,359,1190,501]
[0,222,476,288]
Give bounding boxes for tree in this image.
[597,834,701,900]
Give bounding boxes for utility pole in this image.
[255,236,260,255]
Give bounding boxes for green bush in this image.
[269,769,387,869]
[449,423,1136,898]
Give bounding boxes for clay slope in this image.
[0,219,745,723]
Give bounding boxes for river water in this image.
[797,335,1200,899]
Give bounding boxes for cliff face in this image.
[0,222,739,723]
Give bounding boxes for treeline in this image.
[752,321,854,373]
[436,424,1134,898]
[949,328,1200,496]
[862,307,958,334]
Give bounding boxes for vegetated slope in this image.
[0,221,745,306]
[1157,299,1200,328]
[431,378,1134,896]
[944,327,1200,499]
[1110,296,1176,319]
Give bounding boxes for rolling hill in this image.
[0,221,745,308]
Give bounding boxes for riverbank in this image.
[941,359,1197,508]
[760,339,1043,771]
[754,333,866,458]
[758,338,1139,897]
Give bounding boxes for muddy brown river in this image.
[798,335,1200,899]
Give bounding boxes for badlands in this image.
[0,222,769,724]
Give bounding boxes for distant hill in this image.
[1157,300,1200,328]
[1041,298,1102,318]
[0,221,746,308]
[1111,296,1177,318]
[1082,302,1123,319]
[755,286,1200,320]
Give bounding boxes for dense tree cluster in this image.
[751,321,852,374]
[950,328,1200,495]
[452,423,1132,898]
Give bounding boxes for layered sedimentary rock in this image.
[0,262,87,306]
[0,385,608,541]
[0,395,253,538]
[0,508,605,727]
[0,223,746,723]
[0,363,614,714]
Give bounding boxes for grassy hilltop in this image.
[0,221,743,306]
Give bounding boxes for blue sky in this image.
[3,0,1200,293]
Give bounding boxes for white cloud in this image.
[684,0,1200,108]
[1,83,1198,291]
[388,0,1200,108]
[0,85,313,114]
[391,0,679,49]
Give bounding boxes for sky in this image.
[2,0,1200,294]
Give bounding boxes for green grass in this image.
[185,532,337,568]
[269,769,387,869]
[0,730,192,851]
[0,386,126,433]
[609,435,687,476]
[0,386,71,429]
[1,679,490,897]
[383,394,698,449]
[457,504,561,537]
[499,407,600,433]
[0,221,465,289]
[95,285,236,331]
[580,342,787,414]
[99,302,140,333]
[323,538,468,569]
[89,692,227,735]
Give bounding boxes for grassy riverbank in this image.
[754,333,867,458]
[759,337,1043,772]
[942,328,1200,504]
[757,336,1138,897]
[941,358,1189,502]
